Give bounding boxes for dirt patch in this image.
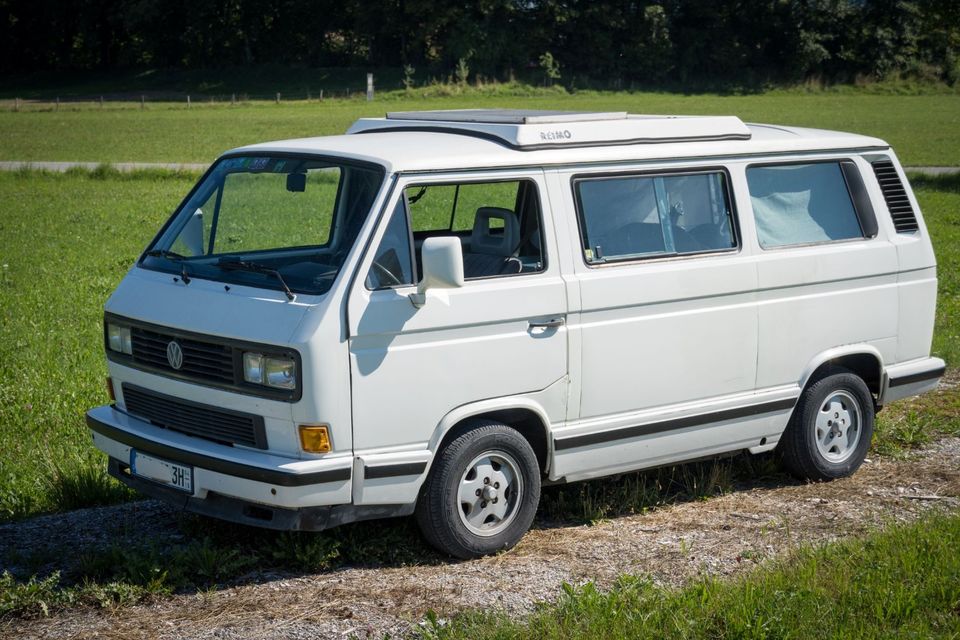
[3,436,958,640]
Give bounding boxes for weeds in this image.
[540,457,742,525]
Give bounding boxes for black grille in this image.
[871,161,919,233]
[122,384,267,449]
[131,326,235,383]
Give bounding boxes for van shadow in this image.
[0,453,799,597]
[352,288,418,375]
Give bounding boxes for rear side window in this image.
[574,171,736,263]
[747,162,871,249]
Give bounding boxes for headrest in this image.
[470,207,519,257]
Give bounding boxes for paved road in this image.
[0,160,958,175]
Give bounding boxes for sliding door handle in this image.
[528,317,565,329]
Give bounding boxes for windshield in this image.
[141,155,384,296]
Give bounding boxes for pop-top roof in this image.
[347,109,752,150]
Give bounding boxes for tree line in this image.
[3,0,958,88]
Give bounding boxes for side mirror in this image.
[409,236,464,307]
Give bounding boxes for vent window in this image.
[871,161,919,233]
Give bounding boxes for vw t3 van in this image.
[87,110,944,558]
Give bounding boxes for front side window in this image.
[575,171,736,263]
[143,156,384,296]
[747,162,864,248]
[366,179,545,286]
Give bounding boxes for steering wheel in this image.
[371,260,402,287]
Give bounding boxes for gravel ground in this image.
[3,435,958,640]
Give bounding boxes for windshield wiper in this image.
[217,259,295,301]
[144,249,192,284]
[145,248,189,260]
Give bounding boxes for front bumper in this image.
[107,458,412,531]
[86,404,362,529]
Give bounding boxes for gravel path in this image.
[3,436,958,640]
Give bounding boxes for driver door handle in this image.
[528,317,565,329]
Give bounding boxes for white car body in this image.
[87,110,944,531]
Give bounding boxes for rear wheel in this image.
[780,369,874,481]
[416,421,540,559]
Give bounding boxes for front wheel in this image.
[779,369,875,481]
[416,421,541,559]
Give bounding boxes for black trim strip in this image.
[87,410,350,486]
[355,125,751,151]
[554,398,797,451]
[889,365,945,388]
[363,462,428,480]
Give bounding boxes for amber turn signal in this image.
[298,425,332,453]
[106,377,116,402]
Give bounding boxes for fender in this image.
[797,344,885,393]
[428,395,555,453]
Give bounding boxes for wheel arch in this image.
[428,398,554,476]
[799,345,885,398]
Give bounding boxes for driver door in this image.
[346,170,569,505]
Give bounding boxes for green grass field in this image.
[0,86,958,627]
[425,511,960,640]
[1,88,959,166]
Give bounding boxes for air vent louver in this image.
[871,160,919,233]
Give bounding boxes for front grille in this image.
[122,383,267,449]
[105,314,302,401]
[131,326,235,383]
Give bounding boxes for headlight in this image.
[243,352,296,390]
[106,323,132,354]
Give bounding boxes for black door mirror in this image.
[286,173,306,192]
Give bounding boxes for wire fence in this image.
[4,74,380,112]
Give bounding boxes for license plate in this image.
[130,450,193,493]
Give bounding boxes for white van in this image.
[87,110,944,558]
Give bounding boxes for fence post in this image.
[307,90,311,101]
[366,73,374,101]
[320,89,324,102]
[275,92,281,104]
[14,97,20,112]
[231,93,236,105]
[187,95,191,108]
[99,96,104,108]
[140,95,145,110]
[56,97,60,111]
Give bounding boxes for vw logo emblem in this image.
[166,341,184,370]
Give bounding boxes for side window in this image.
[365,198,415,289]
[746,162,865,249]
[404,179,545,280]
[575,171,736,263]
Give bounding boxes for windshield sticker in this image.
[273,160,287,172]
[249,157,270,171]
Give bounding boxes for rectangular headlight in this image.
[264,357,296,389]
[242,352,263,384]
[107,323,132,354]
[243,352,296,389]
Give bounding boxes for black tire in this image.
[416,420,541,559]
[779,368,875,481]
